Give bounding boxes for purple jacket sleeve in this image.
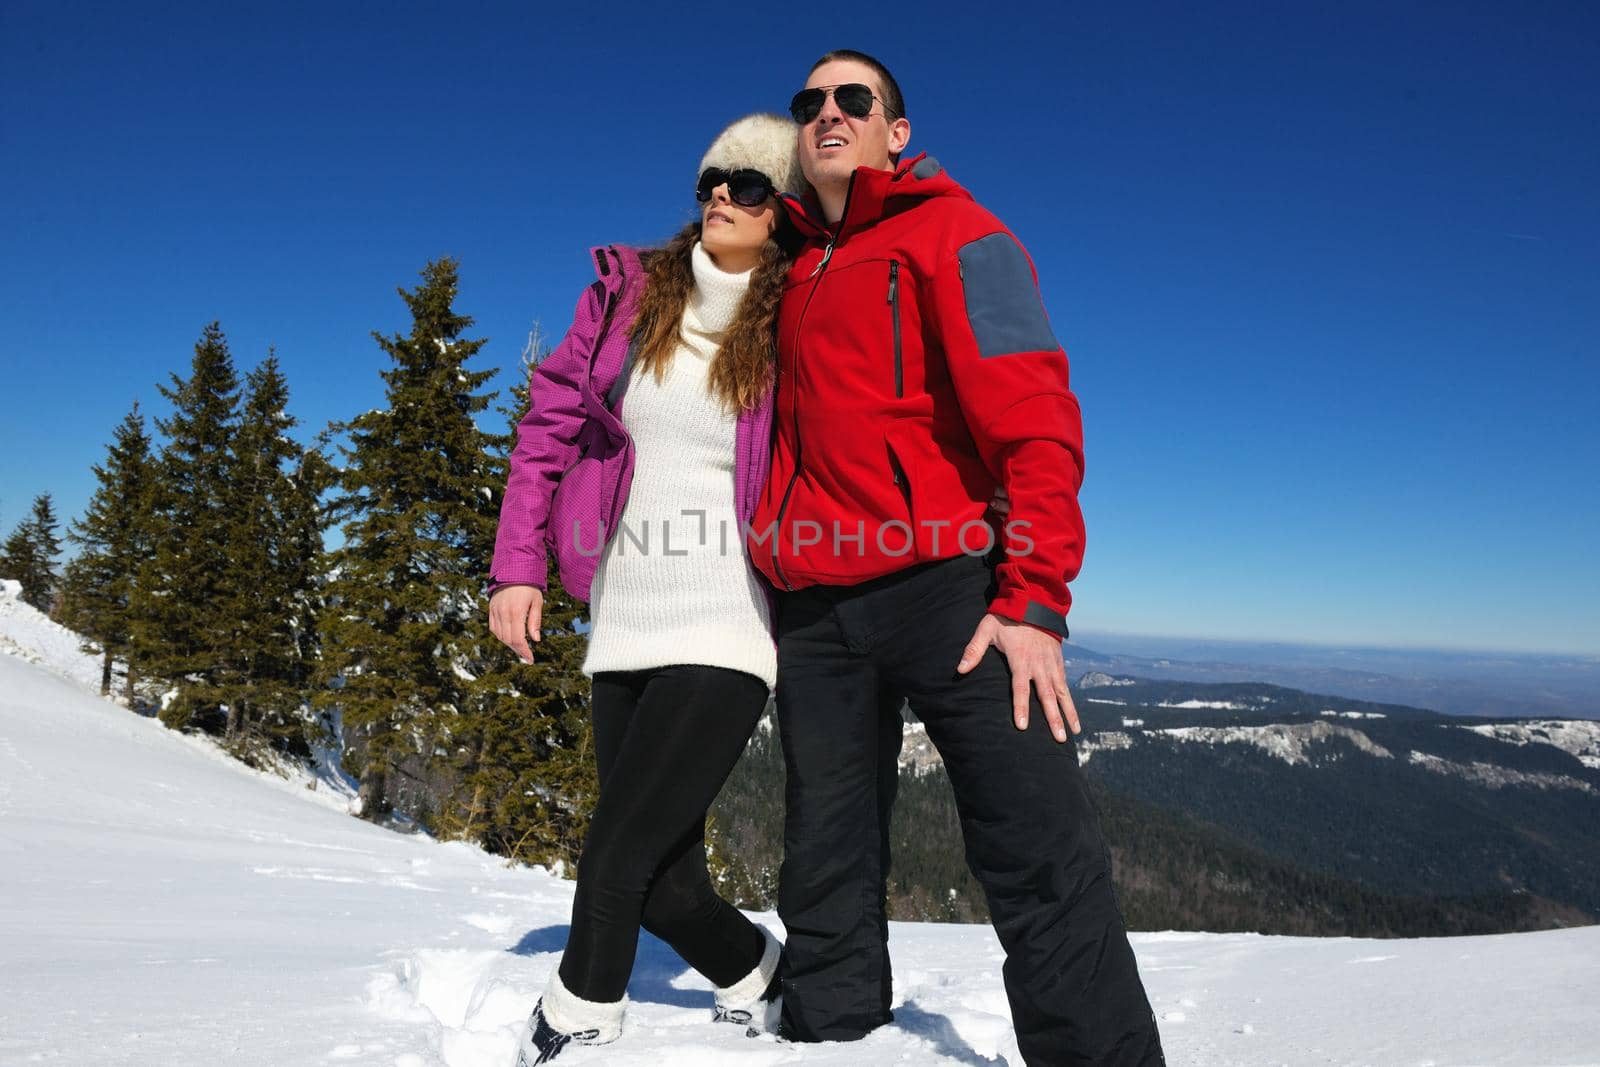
[489,281,606,593]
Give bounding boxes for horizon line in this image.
[1068,627,1600,662]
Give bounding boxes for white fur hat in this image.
[698,113,805,199]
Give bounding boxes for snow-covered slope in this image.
[3,599,1599,1064]
[0,576,109,694]
[1463,719,1600,769]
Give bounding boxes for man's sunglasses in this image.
[788,83,899,125]
[696,167,778,208]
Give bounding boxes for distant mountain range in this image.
[1066,674,1599,915]
[1061,631,1599,719]
[715,673,1600,936]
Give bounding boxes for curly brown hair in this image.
[628,219,798,413]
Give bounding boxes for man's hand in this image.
[988,485,1011,516]
[956,613,1079,742]
[489,585,544,664]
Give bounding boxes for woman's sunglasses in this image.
[696,167,777,208]
[788,83,899,125]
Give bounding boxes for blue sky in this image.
[3,1,1596,655]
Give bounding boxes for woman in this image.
[487,113,802,1064]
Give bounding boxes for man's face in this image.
[796,59,911,190]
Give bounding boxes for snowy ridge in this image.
[1077,671,1137,687]
[1461,719,1600,770]
[1076,730,1134,765]
[1407,750,1597,794]
[1151,720,1394,766]
[899,720,945,776]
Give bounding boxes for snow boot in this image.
[711,926,784,1037]
[513,970,624,1065]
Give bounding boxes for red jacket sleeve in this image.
[926,228,1085,639]
[488,281,606,593]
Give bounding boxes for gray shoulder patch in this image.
[957,233,1062,359]
[912,156,943,179]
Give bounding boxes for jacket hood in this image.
[778,152,973,241]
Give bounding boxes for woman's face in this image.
[699,174,778,269]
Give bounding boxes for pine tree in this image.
[281,444,336,732]
[317,258,503,822]
[131,322,241,730]
[58,404,156,698]
[0,493,63,613]
[436,326,598,867]
[31,495,63,590]
[0,514,36,598]
[213,355,333,762]
[0,520,31,599]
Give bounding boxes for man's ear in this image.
[889,117,912,156]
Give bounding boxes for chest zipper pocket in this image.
[887,261,903,398]
[887,442,913,523]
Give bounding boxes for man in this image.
[749,50,1165,1065]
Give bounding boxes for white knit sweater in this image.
[581,242,777,687]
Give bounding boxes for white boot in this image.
[513,969,625,1065]
[712,926,784,1036]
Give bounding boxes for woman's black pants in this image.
[558,664,770,1003]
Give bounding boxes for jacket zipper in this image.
[769,241,829,592]
[771,173,856,591]
[559,439,589,480]
[888,260,902,398]
[590,259,634,548]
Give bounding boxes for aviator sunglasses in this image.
[788,83,900,125]
[696,167,778,207]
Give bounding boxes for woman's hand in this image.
[989,485,1011,516]
[489,585,545,664]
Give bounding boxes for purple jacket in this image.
[490,244,775,605]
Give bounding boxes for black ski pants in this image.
[774,552,1164,1066]
[558,664,769,1003]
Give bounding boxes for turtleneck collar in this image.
[689,240,753,334]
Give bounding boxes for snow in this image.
[0,577,108,695]
[1462,719,1600,770]
[1076,672,1136,687]
[898,721,945,776]
[1156,699,1248,710]
[3,585,1600,1065]
[1153,721,1394,766]
[1319,709,1387,719]
[1407,750,1596,794]
[1076,730,1134,765]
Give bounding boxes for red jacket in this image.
[748,154,1085,638]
